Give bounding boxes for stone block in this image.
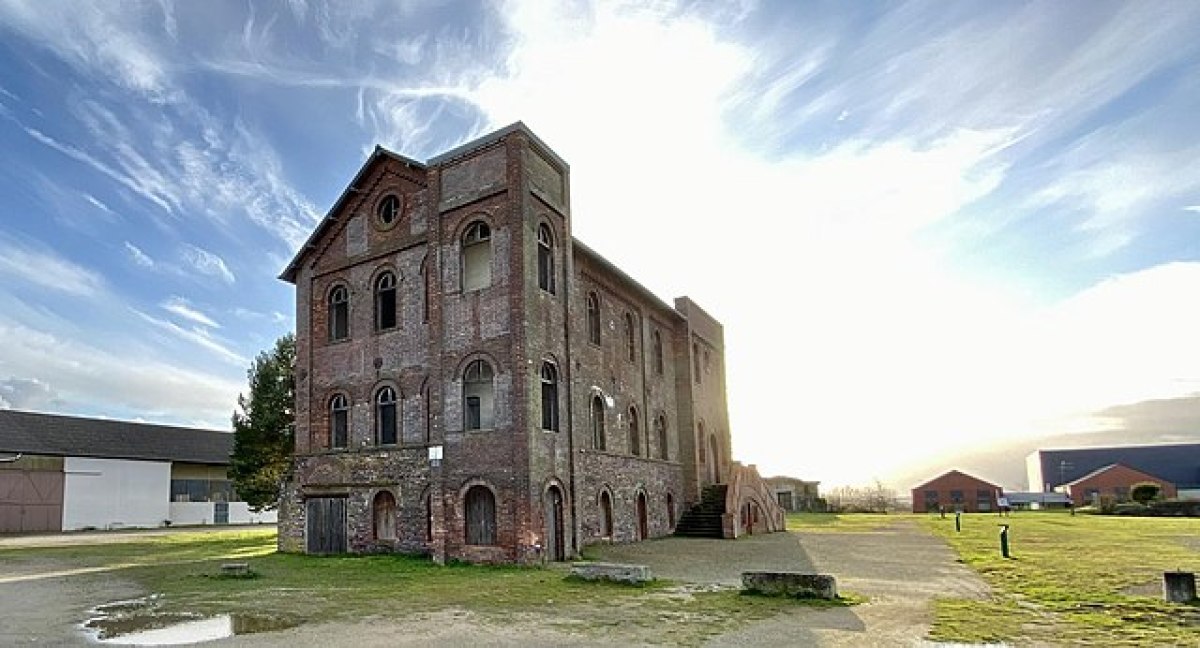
[569,562,653,585]
[741,571,838,599]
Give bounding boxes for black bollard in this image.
[955,511,961,532]
[999,524,1010,558]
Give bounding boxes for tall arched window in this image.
[697,421,706,463]
[628,407,641,457]
[328,284,349,341]
[693,341,702,383]
[590,395,606,451]
[375,270,397,331]
[540,362,559,431]
[624,312,636,362]
[461,221,492,291]
[463,360,494,430]
[537,223,555,294]
[330,394,349,449]
[376,386,398,445]
[464,485,496,545]
[586,292,601,345]
[420,257,430,323]
[652,329,663,374]
[599,490,613,538]
[656,414,668,461]
[421,380,431,443]
[373,490,397,541]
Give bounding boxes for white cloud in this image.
[0,238,106,297]
[0,377,58,411]
[181,244,236,284]
[135,309,246,366]
[83,193,117,218]
[1184,205,1200,214]
[162,296,220,329]
[124,241,155,268]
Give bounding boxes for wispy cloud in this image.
[0,376,58,411]
[161,296,220,329]
[135,309,246,366]
[0,238,106,297]
[124,241,155,268]
[182,244,236,284]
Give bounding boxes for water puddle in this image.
[83,596,298,645]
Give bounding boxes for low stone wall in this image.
[569,562,653,585]
[742,571,837,599]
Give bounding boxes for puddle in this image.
[83,597,299,645]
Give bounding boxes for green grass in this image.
[786,512,900,533]
[0,529,846,646]
[920,512,1200,646]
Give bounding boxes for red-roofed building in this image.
[911,470,1002,513]
[1063,463,1176,507]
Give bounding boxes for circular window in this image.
[377,194,402,226]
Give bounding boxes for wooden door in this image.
[306,497,347,554]
[0,470,63,533]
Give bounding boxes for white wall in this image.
[63,457,170,530]
[169,502,278,525]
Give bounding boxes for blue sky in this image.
[1,1,1198,487]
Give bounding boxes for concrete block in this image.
[742,571,837,599]
[569,562,653,585]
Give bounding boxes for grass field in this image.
[0,529,843,646]
[920,512,1200,646]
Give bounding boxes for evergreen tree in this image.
[230,333,295,510]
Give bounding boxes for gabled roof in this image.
[911,469,1002,491]
[1065,462,1172,487]
[0,409,233,465]
[280,146,426,283]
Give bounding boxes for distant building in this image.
[765,476,822,512]
[1061,463,1177,507]
[911,470,1002,513]
[0,409,274,533]
[1026,443,1200,498]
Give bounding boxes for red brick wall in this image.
[1066,464,1177,506]
[911,471,1001,513]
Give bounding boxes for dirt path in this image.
[592,517,990,646]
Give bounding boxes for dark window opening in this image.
[652,330,663,374]
[377,194,401,226]
[656,414,668,461]
[376,386,398,445]
[375,271,397,331]
[591,395,606,451]
[540,362,559,431]
[624,312,636,362]
[329,285,349,341]
[586,292,601,345]
[330,394,349,449]
[628,407,641,457]
[537,223,555,294]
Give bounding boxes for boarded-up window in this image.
[330,394,349,448]
[463,360,494,430]
[375,271,397,331]
[624,312,636,362]
[591,395,606,451]
[464,485,496,545]
[586,292,601,344]
[540,362,559,431]
[537,223,555,294]
[462,221,492,291]
[656,414,668,461]
[652,330,663,374]
[628,407,641,457]
[376,386,398,445]
[329,285,349,341]
[373,491,396,541]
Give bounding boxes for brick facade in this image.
[1064,463,1177,507]
[280,123,743,563]
[911,470,1002,513]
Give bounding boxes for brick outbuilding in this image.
[911,470,1002,513]
[1063,463,1176,507]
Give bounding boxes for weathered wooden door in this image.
[0,470,63,533]
[544,487,565,561]
[306,497,347,554]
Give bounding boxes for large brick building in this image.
[911,469,1002,513]
[278,123,783,563]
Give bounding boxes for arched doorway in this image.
[708,434,721,484]
[636,492,649,540]
[599,490,614,539]
[373,490,397,541]
[545,485,565,561]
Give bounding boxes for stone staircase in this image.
[674,484,727,538]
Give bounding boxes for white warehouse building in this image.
[0,409,275,533]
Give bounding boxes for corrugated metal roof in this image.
[0,409,232,465]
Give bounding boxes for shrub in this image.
[1130,482,1162,504]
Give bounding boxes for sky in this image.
[1,0,1199,490]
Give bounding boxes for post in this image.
[955,511,961,532]
[999,524,1010,558]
